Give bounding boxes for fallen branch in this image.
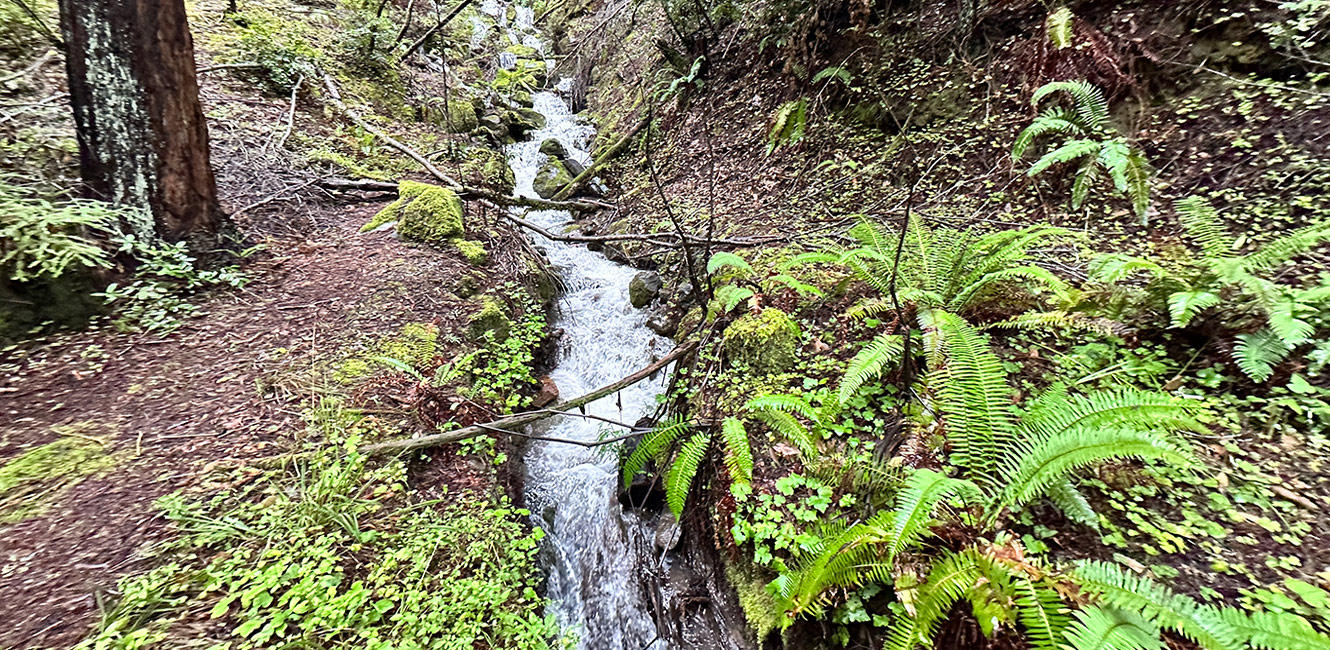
[551,114,650,201]
[233,177,324,217]
[197,62,264,74]
[0,49,57,85]
[271,73,304,150]
[359,341,697,456]
[401,0,473,61]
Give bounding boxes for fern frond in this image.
[1013,107,1083,158]
[1073,560,1240,650]
[846,297,895,320]
[1268,297,1316,345]
[707,251,751,276]
[750,409,818,459]
[983,559,1071,649]
[987,311,1118,336]
[884,550,984,650]
[1047,478,1100,530]
[1167,290,1221,328]
[719,417,753,485]
[839,332,905,403]
[1029,139,1101,177]
[886,469,982,563]
[745,393,818,420]
[1220,609,1330,650]
[1046,7,1076,49]
[1019,387,1206,443]
[1239,221,1330,274]
[1088,253,1166,283]
[622,416,690,488]
[948,264,1071,312]
[665,431,711,518]
[1234,328,1293,383]
[1071,160,1099,210]
[998,428,1196,512]
[713,284,755,313]
[1061,605,1163,650]
[767,273,825,297]
[928,311,1017,488]
[1176,196,1234,259]
[1031,81,1110,132]
[1124,148,1151,223]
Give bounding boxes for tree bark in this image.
[58,0,223,247]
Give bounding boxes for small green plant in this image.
[465,287,548,413]
[96,236,248,334]
[766,97,808,155]
[0,181,120,282]
[622,415,753,518]
[1013,80,1151,223]
[81,404,563,650]
[224,9,322,92]
[1089,196,1330,381]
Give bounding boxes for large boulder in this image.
[505,108,546,139]
[532,160,573,199]
[360,181,464,243]
[628,271,662,308]
[723,308,800,373]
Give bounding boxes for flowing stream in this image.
[491,8,674,649]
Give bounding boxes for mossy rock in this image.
[455,239,489,266]
[462,148,516,194]
[540,138,567,159]
[504,108,544,139]
[362,181,465,242]
[468,297,511,342]
[504,43,539,59]
[532,160,573,199]
[674,306,703,341]
[722,308,799,373]
[628,271,661,308]
[428,97,479,133]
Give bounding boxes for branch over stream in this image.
[357,341,697,456]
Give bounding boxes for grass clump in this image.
[0,427,116,523]
[81,402,564,650]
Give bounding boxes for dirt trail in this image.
[0,201,479,648]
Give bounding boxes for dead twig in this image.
[271,74,304,150]
[0,49,57,85]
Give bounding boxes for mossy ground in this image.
[0,425,117,523]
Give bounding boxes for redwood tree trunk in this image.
[58,0,223,247]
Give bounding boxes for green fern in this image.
[767,98,808,155]
[1221,609,1330,650]
[838,333,905,403]
[621,416,690,489]
[707,251,752,277]
[1167,290,1222,328]
[1234,328,1292,383]
[1072,561,1241,650]
[1062,606,1163,650]
[665,431,711,518]
[719,417,753,485]
[1046,6,1076,49]
[1015,81,1151,223]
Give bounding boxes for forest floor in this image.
[0,197,498,647]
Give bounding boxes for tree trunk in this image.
[57,0,223,247]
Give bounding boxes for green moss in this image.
[723,308,800,373]
[362,181,466,241]
[335,322,439,382]
[461,148,515,194]
[468,297,511,342]
[724,558,781,641]
[429,97,479,133]
[0,426,117,523]
[532,160,573,199]
[308,148,393,182]
[454,239,489,266]
[378,322,439,366]
[504,43,539,59]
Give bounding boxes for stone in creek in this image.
[628,271,662,308]
[533,376,559,408]
[533,159,573,199]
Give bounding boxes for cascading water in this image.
[491,11,674,650]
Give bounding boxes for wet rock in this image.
[654,511,682,551]
[629,271,662,308]
[533,376,559,408]
[533,160,573,198]
[646,312,679,337]
[674,306,703,341]
[563,157,586,177]
[539,138,567,159]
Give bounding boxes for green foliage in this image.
[1013,81,1151,222]
[666,431,711,518]
[224,9,323,93]
[97,237,249,334]
[1045,7,1076,49]
[81,415,561,650]
[465,287,547,413]
[622,414,754,518]
[767,98,808,155]
[1089,196,1330,381]
[0,181,120,282]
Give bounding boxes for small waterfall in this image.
[493,8,675,650]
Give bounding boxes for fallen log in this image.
[552,115,649,201]
[359,340,697,456]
